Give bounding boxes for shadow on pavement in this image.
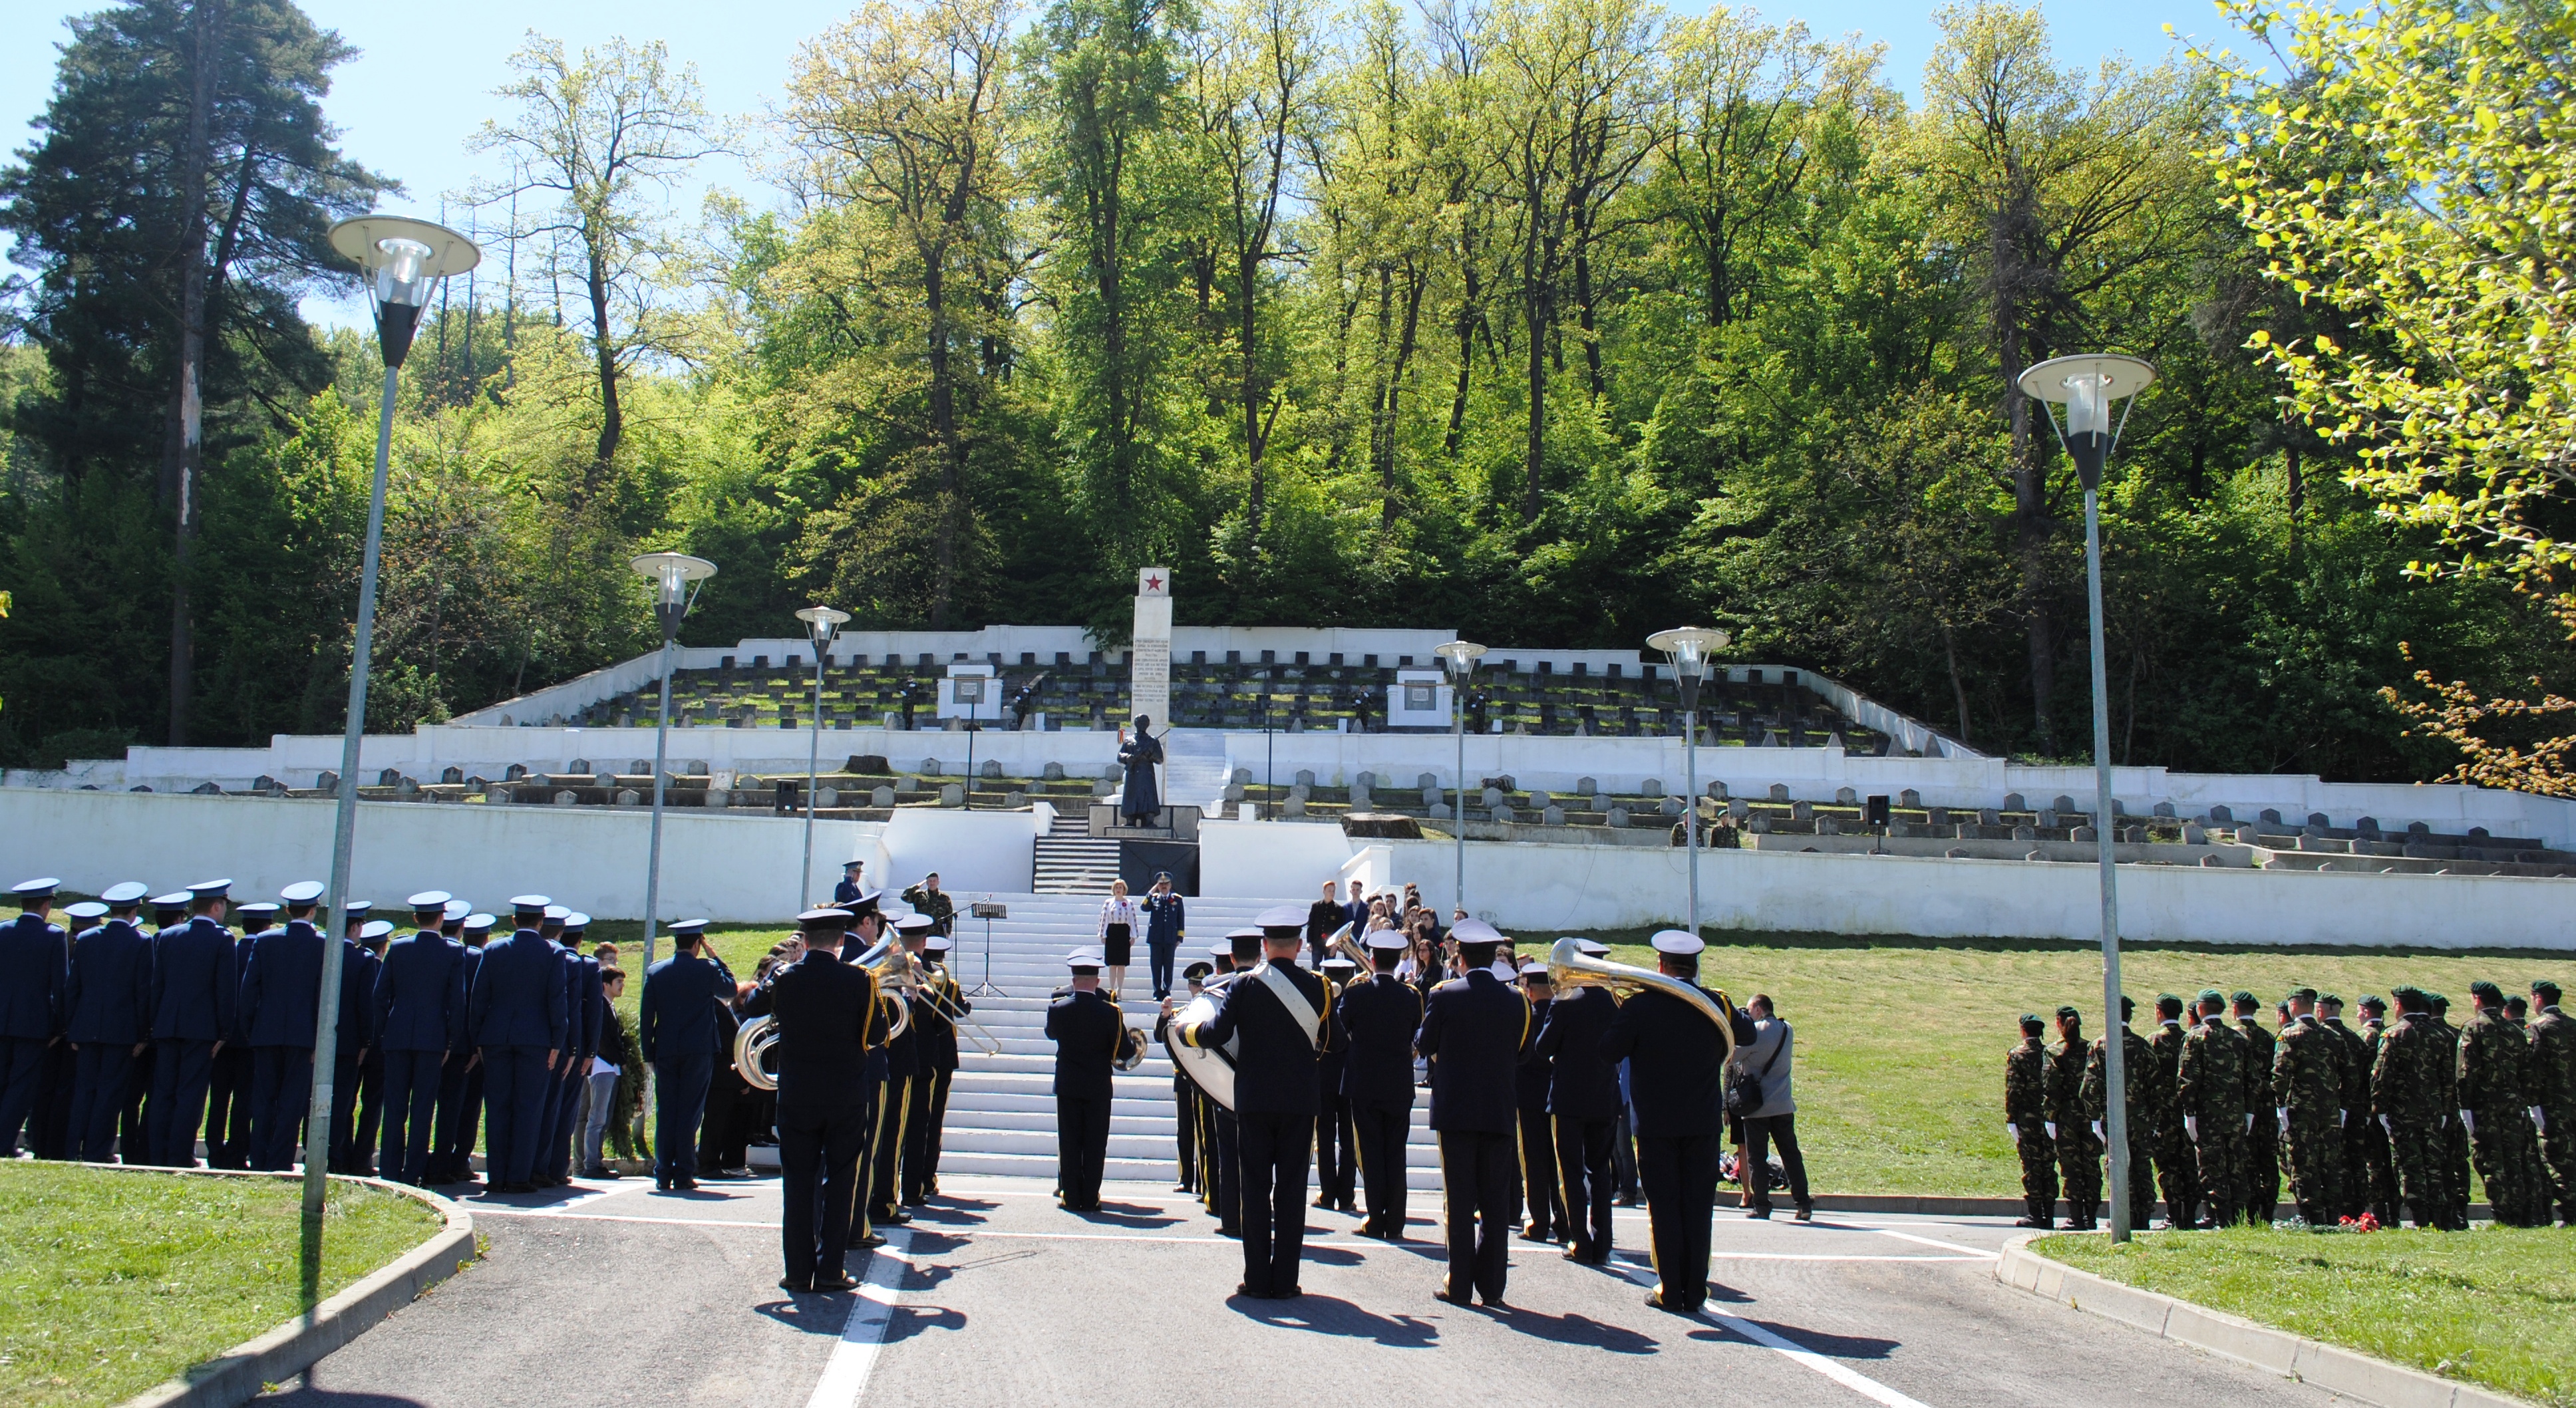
[1230,1294,1440,1348]
[1718,1318,1905,1360]
[259,1389,434,1407]
[754,1298,856,1335]
[884,1304,966,1345]
[1478,1306,1661,1354]
[1074,1202,1180,1228]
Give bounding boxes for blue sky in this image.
[2,0,2237,328]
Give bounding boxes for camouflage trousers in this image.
[2442,1116,2474,1224]
[2055,1123,2103,1225]
[2242,1109,2281,1223]
[2386,1117,2450,1228]
[2344,1108,2394,1220]
[2015,1129,2058,1222]
[2111,1120,2156,1229]
[2191,1119,2245,1226]
[2280,1108,2342,1224]
[2468,1105,2549,1227]
[2542,1103,2576,1222]
[2152,1119,2200,1227]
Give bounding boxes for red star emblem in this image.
[1145,574,1163,591]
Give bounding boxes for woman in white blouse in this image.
[1096,879,1140,1000]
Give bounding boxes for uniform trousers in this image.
[2387,1117,2450,1227]
[1174,1083,1199,1190]
[0,1036,53,1155]
[1554,1115,1617,1260]
[348,1047,385,1175]
[1637,1133,1719,1310]
[248,1048,315,1171]
[2282,1111,2343,1224]
[430,1052,483,1182]
[1056,1092,1110,1208]
[377,1049,445,1186]
[2152,1119,2200,1226]
[1611,1111,1641,1201]
[869,1075,911,1216]
[482,1046,554,1187]
[147,1034,218,1169]
[2014,1128,2059,1222]
[545,1055,587,1181]
[2243,1109,2281,1222]
[1315,1091,1355,1207]
[118,1045,154,1165]
[203,1045,253,1168]
[327,1052,366,1173]
[1211,1107,1242,1234]
[1437,1127,1516,1303]
[1148,941,1178,1000]
[778,1100,869,1288]
[1350,1100,1410,1237]
[901,1069,950,1202]
[2190,1120,2244,1226]
[69,1044,138,1162]
[29,1046,72,1159]
[1237,1111,1315,1297]
[652,1052,714,1184]
[2347,1108,2395,1219]
[846,1063,884,1244]
[1517,1109,1565,1235]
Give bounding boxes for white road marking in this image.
[1870,1228,1999,1258]
[804,1229,915,1408]
[1604,1260,1937,1407]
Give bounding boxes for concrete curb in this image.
[1993,1232,2529,1408]
[100,1166,478,1408]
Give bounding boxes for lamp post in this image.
[2018,351,2156,1242]
[794,605,850,910]
[307,217,478,1307]
[1649,627,1730,938]
[632,551,717,976]
[1433,640,1486,918]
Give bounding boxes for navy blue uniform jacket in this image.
[1335,973,1422,1107]
[1598,985,1748,1139]
[470,928,570,1051]
[1186,963,1333,1117]
[1416,968,1529,1134]
[1516,996,1556,1113]
[1531,986,1621,1119]
[1046,988,1122,1103]
[374,931,468,1053]
[150,916,237,1043]
[65,918,152,1045]
[240,922,326,1049]
[740,948,879,1115]
[337,941,379,1054]
[0,912,68,1040]
[639,951,730,1062]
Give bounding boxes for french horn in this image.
[1545,937,1741,1063]
[734,937,913,1093]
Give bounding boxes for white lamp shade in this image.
[1433,640,1486,676]
[2016,354,2155,416]
[1647,625,1730,678]
[631,551,717,606]
[795,605,852,646]
[328,216,481,309]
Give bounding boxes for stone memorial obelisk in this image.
[1130,566,1172,730]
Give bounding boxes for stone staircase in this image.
[1033,813,1122,894]
[905,891,1444,1189]
[1161,728,1233,813]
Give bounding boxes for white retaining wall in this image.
[1198,821,2576,950]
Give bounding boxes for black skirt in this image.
[1103,922,1133,967]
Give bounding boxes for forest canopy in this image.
[1,0,2569,787]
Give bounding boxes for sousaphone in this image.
[1166,974,1241,1111]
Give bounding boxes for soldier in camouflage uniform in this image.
[2460,981,2548,1225]
[2427,994,2474,1226]
[2530,981,2575,1225]
[2148,994,2200,1228]
[2232,990,2281,1223]
[2347,996,2398,1220]
[2005,1014,2058,1228]
[2177,990,2248,1228]
[2372,986,2456,1229]
[2271,988,2344,1224]
[2048,1006,2102,1230]
[2082,995,2156,1230]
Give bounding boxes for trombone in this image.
[1545,937,1741,1063]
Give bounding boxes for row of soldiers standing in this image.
[2008,980,2574,1230]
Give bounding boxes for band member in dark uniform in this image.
[1416,918,1530,1306]
[1174,907,1335,1299]
[1339,932,1422,1240]
[1314,955,1359,1212]
[1160,962,1213,1192]
[639,916,730,1192]
[1600,930,1752,1314]
[900,925,965,1204]
[1533,939,1621,1263]
[868,913,931,1225]
[1197,934,1256,1236]
[744,908,879,1293]
[1514,962,1567,1242]
[1046,948,1120,1210]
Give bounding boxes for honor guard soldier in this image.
[64,899,148,1162]
[1533,939,1621,1263]
[1415,917,1528,1306]
[2082,995,2157,1230]
[2050,1006,2104,1229]
[1174,907,1335,1299]
[2004,1014,2056,1228]
[327,906,383,1175]
[1047,948,1122,1211]
[239,881,329,1171]
[1313,954,1359,1213]
[744,908,879,1293]
[640,916,729,1192]
[202,899,264,1168]
[2273,988,2347,1224]
[1,879,69,1158]
[1337,931,1420,1240]
[2232,990,2282,1223]
[869,912,935,1225]
[375,893,464,1187]
[470,896,569,1193]
[1600,929,1750,1315]
[429,911,494,1184]
[2176,990,2247,1227]
[901,925,964,1204]
[834,892,893,1248]
[1514,961,1567,1243]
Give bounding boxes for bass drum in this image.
[1166,987,1239,1111]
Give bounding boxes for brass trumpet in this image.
[1545,937,1741,1063]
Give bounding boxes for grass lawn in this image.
[0,1163,445,1408]
[2037,1225,2576,1406]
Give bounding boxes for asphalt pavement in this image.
[262,1172,2364,1408]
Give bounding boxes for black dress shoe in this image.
[1745,1207,1772,1220]
[673,1177,699,1191]
[881,1210,913,1224]
[1645,1292,1691,1314]
[780,1275,812,1293]
[1432,1285,1472,1306]
[1271,1284,1301,1300]
[2013,1216,2054,1229]
[810,1274,858,1293]
[854,1232,887,1248]
[1518,1227,1551,1242]
[1234,1282,1265,1298]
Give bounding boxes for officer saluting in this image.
[1533,938,1621,1264]
[1046,948,1121,1212]
[1173,905,1336,1301]
[1599,929,1750,1315]
[1337,930,1423,1241]
[1,879,69,1159]
[469,896,569,1194]
[1416,917,1528,1306]
[641,916,732,1192]
[743,908,880,1294]
[64,897,150,1163]
[375,893,466,1187]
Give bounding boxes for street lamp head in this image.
[2016,353,2156,492]
[1646,626,1730,682]
[631,552,717,640]
[328,216,480,370]
[794,605,851,650]
[1433,640,1486,679]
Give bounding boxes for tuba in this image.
[734,938,913,1094]
[1546,938,1741,1063]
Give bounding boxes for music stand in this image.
[968,900,1008,996]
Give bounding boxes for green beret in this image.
[2426,991,2448,1006]
[2197,988,2225,1004]
[2288,986,2318,1002]
[2319,992,2344,1005]
[2230,990,2256,1005]
[2533,979,2559,995]
[2357,994,2386,1010]
[2054,1004,2081,1020]
[2019,1013,2042,1026]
